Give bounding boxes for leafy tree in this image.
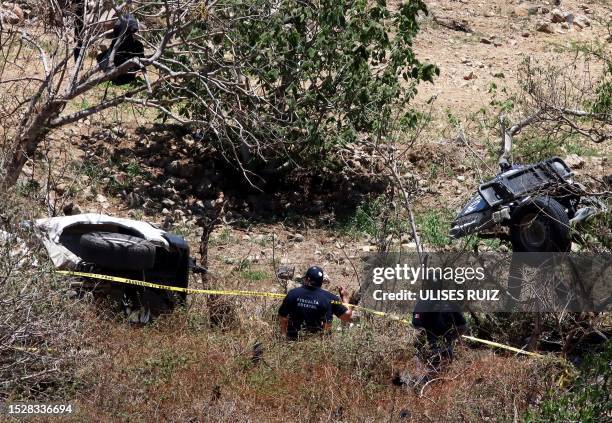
[160,0,438,183]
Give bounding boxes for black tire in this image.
[79,231,156,270]
[510,196,571,252]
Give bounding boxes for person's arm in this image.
[278,294,292,337]
[337,286,353,322]
[279,316,289,336]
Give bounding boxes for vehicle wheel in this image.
[79,231,156,270]
[510,197,571,252]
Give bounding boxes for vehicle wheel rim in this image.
[519,213,547,248]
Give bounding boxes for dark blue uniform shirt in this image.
[412,299,467,343]
[278,285,348,339]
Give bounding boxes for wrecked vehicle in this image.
[450,132,606,252]
[35,214,193,322]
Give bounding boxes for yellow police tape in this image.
[461,335,544,358]
[57,270,546,358]
[56,270,403,322]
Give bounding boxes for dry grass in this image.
[65,297,559,422]
[0,192,88,403]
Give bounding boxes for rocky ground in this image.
[17,0,607,292]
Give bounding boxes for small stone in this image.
[113,173,127,185]
[0,3,24,24]
[573,15,590,29]
[162,198,175,207]
[62,202,82,216]
[564,154,585,169]
[289,233,305,242]
[527,6,539,15]
[276,265,295,280]
[95,193,108,204]
[456,175,465,182]
[125,192,142,208]
[463,71,476,80]
[480,37,492,44]
[54,183,67,195]
[513,6,529,17]
[536,22,554,34]
[551,8,566,23]
[521,31,530,38]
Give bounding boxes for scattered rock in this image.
[125,192,143,208]
[536,22,554,34]
[573,15,591,29]
[162,198,176,207]
[456,175,465,182]
[0,3,24,24]
[288,233,305,242]
[564,154,585,169]
[62,202,82,216]
[54,183,67,195]
[0,9,19,24]
[527,6,540,16]
[276,265,295,280]
[550,8,567,23]
[433,16,472,33]
[513,6,529,17]
[463,71,476,80]
[113,173,127,185]
[66,290,79,299]
[95,193,108,204]
[480,37,492,45]
[521,31,530,38]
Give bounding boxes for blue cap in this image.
[305,266,324,286]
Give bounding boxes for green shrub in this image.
[524,340,612,423]
[417,209,453,248]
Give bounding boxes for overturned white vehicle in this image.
[35,214,193,322]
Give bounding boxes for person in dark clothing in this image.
[70,0,115,61]
[71,0,85,61]
[278,266,353,340]
[96,13,144,85]
[412,299,467,373]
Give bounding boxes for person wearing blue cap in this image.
[278,266,353,340]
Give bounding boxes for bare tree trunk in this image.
[1,104,62,188]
